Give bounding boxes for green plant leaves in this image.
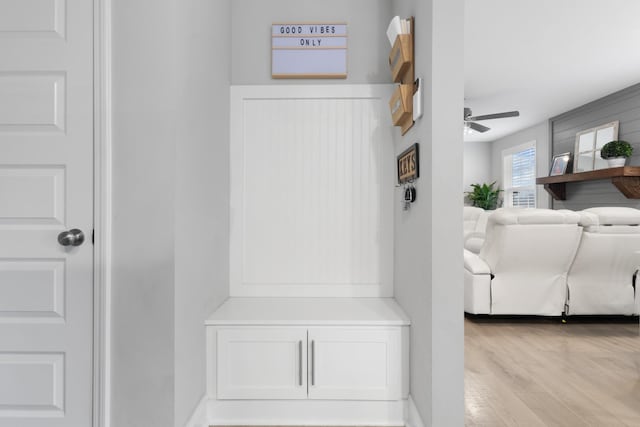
[466,181,502,210]
[600,140,633,159]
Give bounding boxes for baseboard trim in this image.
[184,395,208,427]
[207,399,406,426]
[405,395,426,427]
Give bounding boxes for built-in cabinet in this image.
[216,326,404,401]
[206,298,410,424]
[217,328,308,400]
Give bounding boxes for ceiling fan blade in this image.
[467,111,520,121]
[469,122,490,133]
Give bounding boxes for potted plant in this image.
[466,181,502,210]
[600,140,633,168]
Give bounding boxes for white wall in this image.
[391,0,465,425]
[490,121,550,209]
[174,1,231,426]
[229,86,394,298]
[111,1,464,426]
[111,1,231,426]
[231,0,393,84]
[463,140,492,197]
[111,0,178,425]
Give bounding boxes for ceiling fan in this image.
[464,107,520,133]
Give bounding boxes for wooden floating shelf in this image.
[536,166,640,200]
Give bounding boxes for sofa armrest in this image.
[464,231,486,254]
[464,249,491,275]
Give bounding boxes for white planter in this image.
[606,157,627,168]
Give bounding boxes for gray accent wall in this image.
[551,83,640,210]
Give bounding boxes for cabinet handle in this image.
[311,340,315,386]
[298,340,303,386]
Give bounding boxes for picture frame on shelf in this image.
[549,152,571,176]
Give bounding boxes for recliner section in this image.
[464,207,640,316]
[566,207,640,315]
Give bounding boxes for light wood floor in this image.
[465,316,640,426]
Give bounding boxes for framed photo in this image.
[549,152,571,176]
[397,143,419,184]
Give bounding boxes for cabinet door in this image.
[307,327,403,400]
[217,328,307,399]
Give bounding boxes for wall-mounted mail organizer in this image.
[387,16,416,135]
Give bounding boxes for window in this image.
[503,141,536,208]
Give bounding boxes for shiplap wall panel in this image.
[550,83,640,210]
[230,85,394,297]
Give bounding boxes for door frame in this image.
[93,0,111,426]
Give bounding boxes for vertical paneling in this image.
[231,85,394,297]
[550,83,640,210]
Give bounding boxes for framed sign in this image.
[397,143,419,184]
[272,23,348,79]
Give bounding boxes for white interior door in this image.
[0,1,94,426]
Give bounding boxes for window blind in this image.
[504,145,536,208]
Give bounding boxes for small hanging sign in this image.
[397,143,419,184]
[272,23,348,79]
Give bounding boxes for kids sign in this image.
[272,23,348,79]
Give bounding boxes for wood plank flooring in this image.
[465,316,640,426]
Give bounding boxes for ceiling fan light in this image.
[463,122,473,135]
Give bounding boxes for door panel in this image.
[217,328,308,400]
[0,0,94,426]
[0,72,66,131]
[308,328,402,401]
[0,166,65,224]
[0,0,65,37]
[0,352,64,417]
[0,259,65,321]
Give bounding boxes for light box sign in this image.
[272,23,347,79]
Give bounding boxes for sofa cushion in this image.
[464,206,485,234]
[490,207,580,226]
[580,207,640,226]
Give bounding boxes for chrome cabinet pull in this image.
[298,340,303,386]
[311,340,315,386]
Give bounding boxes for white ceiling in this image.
[464,0,640,142]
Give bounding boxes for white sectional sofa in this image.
[464,206,640,316]
[567,207,640,315]
[463,206,490,254]
[464,208,582,316]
